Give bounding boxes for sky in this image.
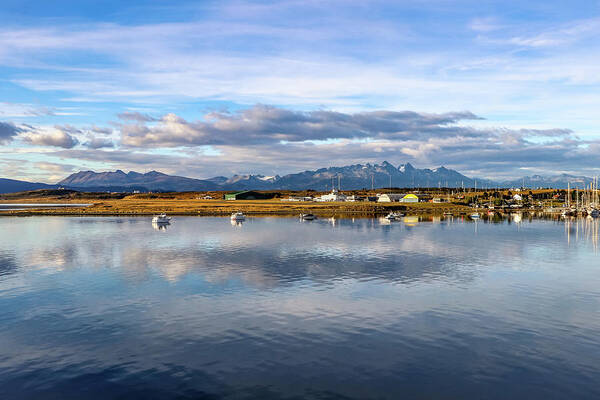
[1,0,600,183]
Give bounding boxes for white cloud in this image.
[22,126,79,148]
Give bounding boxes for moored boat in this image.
[384,212,396,220]
[152,214,171,224]
[299,213,316,220]
[231,211,246,221]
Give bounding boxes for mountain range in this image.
[1,162,597,194]
[55,162,489,192]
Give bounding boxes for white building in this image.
[281,196,313,202]
[318,189,347,202]
[346,195,364,202]
[377,193,405,202]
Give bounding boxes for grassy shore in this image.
[0,194,473,217]
[1,188,565,217]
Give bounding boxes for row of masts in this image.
[566,177,599,211]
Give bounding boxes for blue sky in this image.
[1,0,600,182]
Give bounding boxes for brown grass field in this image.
[0,190,474,216]
[0,188,565,217]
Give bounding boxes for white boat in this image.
[152,214,171,224]
[384,212,396,220]
[469,213,480,219]
[231,211,246,221]
[299,213,316,220]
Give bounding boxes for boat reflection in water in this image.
[231,219,244,227]
[152,221,170,231]
[512,213,522,224]
[378,216,392,225]
[565,215,600,250]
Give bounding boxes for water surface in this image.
[0,216,599,399]
[0,203,91,211]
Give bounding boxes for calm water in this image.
[0,204,91,211]
[0,216,599,399]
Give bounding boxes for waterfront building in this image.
[400,194,419,203]
[224,191,275,200]
[318,189,347,202]
[377,193,404,202]
[281,196,313,202]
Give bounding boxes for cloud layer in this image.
[0,122,23,144]
[119,106,486,147]
[2,103,598,181]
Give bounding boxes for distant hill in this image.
[0,178,56,194]
[58,170,219,192]
[500,174,596,190]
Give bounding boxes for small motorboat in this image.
[469,213,480,219]
[443,212,453,216]
[299,213,316,220]
[384,212,396,220]
[152,213,171,224]
[231,211,246,221]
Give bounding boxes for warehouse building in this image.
[224,191,275,200]
[400,194,419,203]
[377,193,404,202]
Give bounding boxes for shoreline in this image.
[0,198,549,217]
[0,198,472,217]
